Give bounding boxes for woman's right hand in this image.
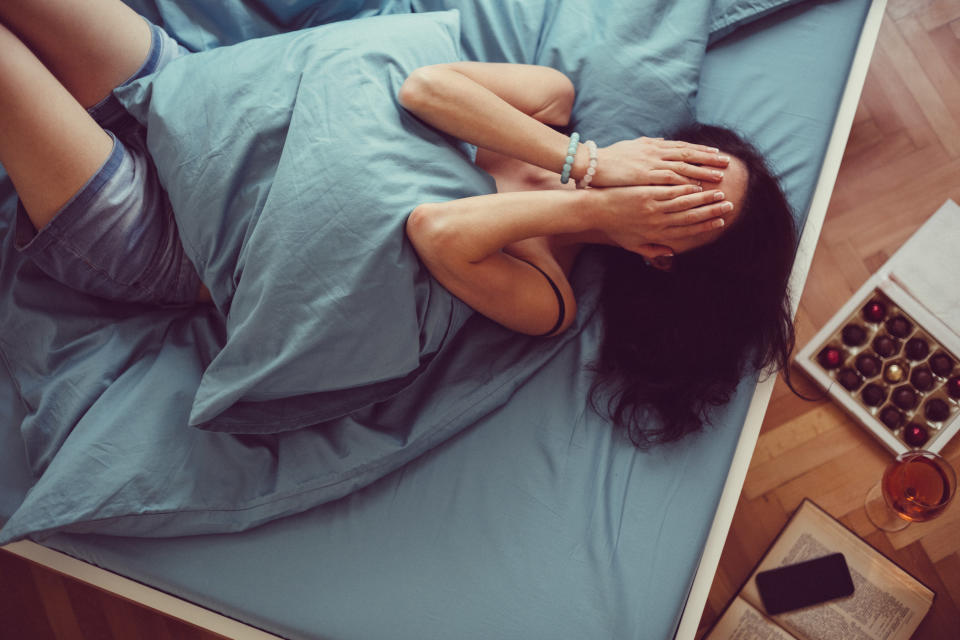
[594,184,732,254]
[587,137,729,188]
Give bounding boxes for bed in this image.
[0,0,883,638]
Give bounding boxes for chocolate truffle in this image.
[885,315,912,338]
[925,398,950,422]
[947,376,960,400]
[837,368,862,391]
[904,337,929,361]
[903,423,930,448]
[930,353,955,377]
[817,346,843,370]
[880,406,904,430]
[862,299,887,323]
[841,324,867,347]
[861,383,886,407]
[892,386,918,410]
[856,354,882,378]
[872,335,899,358]
[883,363,906,384]
[910,367,935,391]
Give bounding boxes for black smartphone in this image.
[755,552,855,615]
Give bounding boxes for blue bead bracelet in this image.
[560,132,580,184]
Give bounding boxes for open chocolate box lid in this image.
[796,200,960,455]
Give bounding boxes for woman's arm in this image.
[407,185,729,335]
[432,62,576,126]
[398,62,729,187]
[407,189,588,336]
[399,63,584,182]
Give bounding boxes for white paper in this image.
[886,199,960,337]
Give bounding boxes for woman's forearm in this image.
[398,64,732,190]
[405,185,727,336]
[434,62,574,125]
[407,189,596,336]
[398,63,589,182]
[409,183,729,268]
[407,189,598,264]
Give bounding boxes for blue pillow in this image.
[408,0,814,138]
[409,0,717,143]
[117,11,495,433]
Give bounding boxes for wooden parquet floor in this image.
[0,548,228,640]
[697,0,960,637]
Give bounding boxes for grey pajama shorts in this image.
[14,21,201,306]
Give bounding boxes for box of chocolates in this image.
[796,275,960,455]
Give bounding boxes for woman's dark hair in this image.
[590,123,798,447]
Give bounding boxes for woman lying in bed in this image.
[0,0,796,447]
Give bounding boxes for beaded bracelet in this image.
[578,140,599,189]
[559,132,580,184]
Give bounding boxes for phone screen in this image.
[755,553,855,615]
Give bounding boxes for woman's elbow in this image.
[406,203,447,259]
[534,73,575,126]
[405,203,431,243]
[399,67,440,112]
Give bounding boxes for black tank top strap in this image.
[514,257,566,337]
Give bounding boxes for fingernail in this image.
[693,185,703,192]
[718,155,730,163]
[652,254,675,269]
[708,147,719,153]
[714,218,726,228]
[721,201,734,212]
[714,191,724,200]
[712,170,724,179]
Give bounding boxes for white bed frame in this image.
[1,2,886,638]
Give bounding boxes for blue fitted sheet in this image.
[0,0,871,638]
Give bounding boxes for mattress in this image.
[0,0,874,638]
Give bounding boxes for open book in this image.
[705,500,934,640]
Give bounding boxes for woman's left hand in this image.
[587,137,729,188]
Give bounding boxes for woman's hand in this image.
[587,137,730,188]
[595,184,731,254]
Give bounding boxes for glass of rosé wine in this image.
[865,450,956,532]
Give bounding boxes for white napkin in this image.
[887,199,960,338]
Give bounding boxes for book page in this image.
[740,502,933,640]
[706,597,800,640]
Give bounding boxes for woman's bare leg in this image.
[0,4,210,303]
[0,0,151,228]
[0,0,151,109]
[0,22,113,229]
